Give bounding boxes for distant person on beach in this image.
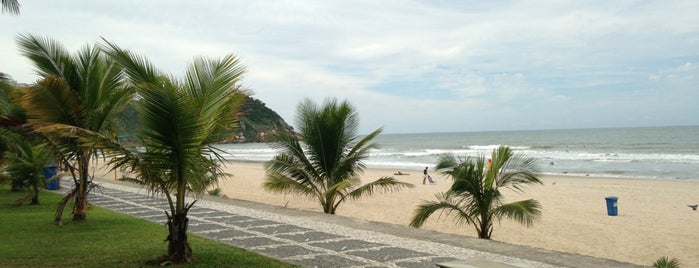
[394,171,409,175]
[423,167,429,184]
[423,167,436,184]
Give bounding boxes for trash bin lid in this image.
[605,196,618,200]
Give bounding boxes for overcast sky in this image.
[2,1,698,134]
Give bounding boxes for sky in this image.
[1,1,698,134]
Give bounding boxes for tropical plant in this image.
[410,146,542,239]
[264,98,414,214]
[15,34,134,224]
[96,39,246,264]
[0,74,26,191]
[0,129,53,205]
[0,72,25,128]
[653,256,680,268]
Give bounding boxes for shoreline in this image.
[220,158,696,182]
[91,160,699,266]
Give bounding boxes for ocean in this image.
[215,125,699,180]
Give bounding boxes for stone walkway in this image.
[57,178,642,268]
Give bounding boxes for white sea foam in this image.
[215,126,699,180]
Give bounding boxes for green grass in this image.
[0,184,298,267]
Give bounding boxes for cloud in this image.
[1,0,698,133]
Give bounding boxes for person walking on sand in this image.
[423,167,429,185]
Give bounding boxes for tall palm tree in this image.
[15,34,133,224]
[99,39,246,264]
[264,98,413,214]
[410,146,542,239]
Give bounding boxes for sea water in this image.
[215,125,699,180]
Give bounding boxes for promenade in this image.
[58,178,642,268]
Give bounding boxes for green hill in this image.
[228,96,295,143]
[117,96,294,143]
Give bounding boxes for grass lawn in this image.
[0,184,298,267]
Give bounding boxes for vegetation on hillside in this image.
[229,96,295,143]
[117,95,294,144]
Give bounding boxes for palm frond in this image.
[497,153,542,192]
[263,173,316,197]
[653,256,680,268]
[347,177,414,199]
[410,192,473,228]
[2,0,20,15]
[264,153,324,198]
[326,177,359,194]
[16,34,74,79]
[492,199,542,227]
[99,38,160,86]
[434,153,460,175]
[0,83,26,126]
[20,77,83,125]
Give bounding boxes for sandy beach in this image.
[94,160,699,266]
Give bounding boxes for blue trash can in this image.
[43,164,58,190]
[605,196,618,216]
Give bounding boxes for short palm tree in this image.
[410,146,542,239]
[653,256,680,268]
[99,39,246,264]
[1,130,53,205]
[0,75,28,191]
[264,98,413,214]
[16,34,133,224]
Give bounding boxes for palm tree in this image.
[410,146,542,239]
[99,39,246,264]
[264,98,413,214]
[0,74,29,191]
[15,34,133,224]
[1,130,53,205]
[653,256,680,268]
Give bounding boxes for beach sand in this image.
[94,161,699,266]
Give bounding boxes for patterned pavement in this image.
[55,178,642,268]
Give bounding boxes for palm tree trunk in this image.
[165,197,196,264]
[478,224,490,239]
[323,202,335,214]
[478,213,492,239]
[72,156,90,220]
[31,185,39,205]
[10,180,22,192]
[166,211,192,263]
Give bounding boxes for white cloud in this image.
[1,0,698,133]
